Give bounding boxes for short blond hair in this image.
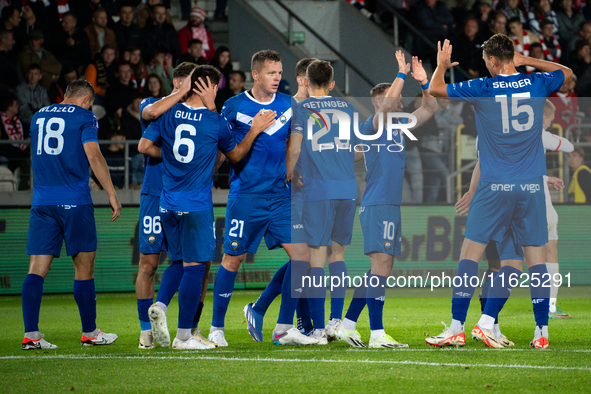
[544,99,556,117]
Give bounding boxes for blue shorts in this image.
[291,191,306,244]
[162,208,215,263]
[139,194,167,254]
[465,177,547,247]
[26,204,97,257]
[303,199,356,247]
[359,204,402,256]
[223,196,291,255]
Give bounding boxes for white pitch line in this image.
[343,348,591,353]
[1,354,590,371]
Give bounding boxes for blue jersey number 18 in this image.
[36,117,65,155]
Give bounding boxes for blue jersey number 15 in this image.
[495,93,534,134]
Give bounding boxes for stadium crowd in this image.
[0,0,589,202]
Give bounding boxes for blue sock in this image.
[155,260,183,306]
[344,269,369,323]
[328,261,347,320]
[451,259,479,322]
[178,265,206,329]
[192,301,204,329]
[22,274,44,333]
[73,279,97,333]
[529,264,550,326]
[483,266,520,322]
[307,267,326,329]
[212,265,237,328]
[253,261,288,314]
[366,274,387,330]
[481,269,495,311]
[137,298,153,331]
[277,260,308,325]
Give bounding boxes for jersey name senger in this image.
[221,91,292,198]
[292,96,359,201]
[447,70,564,182]
[30,104,98,205]
[144,103,235,212]
[140,97,164,197]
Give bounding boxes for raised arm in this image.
[513,52,573,85]
[410,56,438,128]
[83,141,122,222]
[372,50,409,131]
[428,40,459,98]
[138,137,162,158]
[542,130,574,153]
[142,73,193,121]
[224,110,277,163]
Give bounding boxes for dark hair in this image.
[0,29,13,41]
[507,16,521,25]
[92,7,108,18]
[211,45,231,68]
[579,20,591,31]
[464,16,479,29]
[306,60,333,89]
[100,44,116,55]
[0,93,17,112]
[251,50,281,71]
[151,4,167,13]
[529,42,543,51]
[481,34,515,62]
[188,39,203,47]
[118,60,131,69]
[540,19,554,29]
[1,6,18,22]
[295,58,318,78]
[65,79,96,99]
[173,62,197,79]
[146,73,166,98]
[62,11,77,20]
[188,65,221,98]
[27,63,42,72]
[231,70,246,83]
[370,82,392,97]
[119,3,134,13]
[572,146,585,158]
[58,65,78,87]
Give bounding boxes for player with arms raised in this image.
[425,36,572,349]
[22,80,121,349]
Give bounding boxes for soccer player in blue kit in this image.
[139,65,276,349]
[336,53,437,348]
[22,80,121,349]
[209,50,316,347]
[425,36,572,349]
[136,62,220,349]
[290,60,361,345]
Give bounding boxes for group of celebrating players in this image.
[21,32,573,351]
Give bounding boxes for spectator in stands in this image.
[105,60,136,117]
[100,130,126,189]
[84,44,117,100]
[567,146,591,203]
[143,4,181,62]
[528,0,559,37]
[508,17,540,57]
[17,31,62,90]
[136,0,172,29]
[539,19,561,62]
[2,6,21,44]
[488,11,509,38]
[120,92,143,143]
[147,48,174,94]
[550,76,579,133]
[178,7,215,62]
[113,4,143,56]
[567,39,590,77]
[529,41,545,60]
[0,93,28,180]
[556,0,585,51]
[127,47,149,90]
[210,45,232,89]
[53,11,92,73]
[0,30,22,95]
[145,73,166,98]
[48,65,78,104]
[567,21,591,56]
[453,17,487,81]
[475,0,494,34]
[84,7,118,58]
[15,63,50,129]
[434,97,463,156]
[215,70,245,112]
[500,0,527,26]
[414,0,453,63]
[177,39,207,66]
[72,0,113,31]
[16,3,45,52]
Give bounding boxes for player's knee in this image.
[138,261,158,277]
[222,253,245,272]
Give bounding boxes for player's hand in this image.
[180,69,195,94]
[410,56,428,85]
[455,190,474,215]
[395,50,410,75]
[193,76,218,112]
[436,40,459,70]
[251,110,277,134]
[547,177,564,190]
[512,52,525,67]
[109,194,122,222]
[290,168,304,187]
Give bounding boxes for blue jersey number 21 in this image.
[495,93,534,134]
[36,117,66,155]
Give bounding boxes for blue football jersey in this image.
[360,114,406,207]
[140,97,164,197]
[29,104,98,205]
[144,103,235,212]
[292,96,359,201]
[221,91,292,198]
[447,70,565,182]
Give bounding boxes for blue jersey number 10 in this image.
[495,93,534,134]
[36,117,66,155]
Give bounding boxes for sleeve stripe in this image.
[553,139,561,152]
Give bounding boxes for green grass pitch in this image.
[1,289,590,393]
